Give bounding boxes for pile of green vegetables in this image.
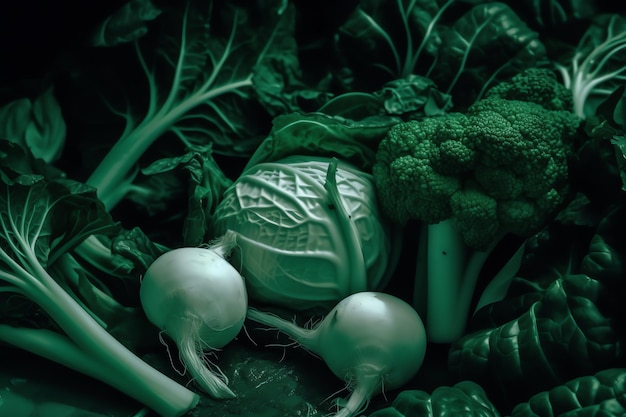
[0,0,625,416]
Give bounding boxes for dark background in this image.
[0,1,126,81]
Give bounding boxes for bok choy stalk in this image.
[0,173,198,417]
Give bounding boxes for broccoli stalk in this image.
[373,69,581,343]
[414,220,527,342]
[413,220,505,343]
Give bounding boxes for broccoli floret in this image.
[372,68,582,343]
[375,115,469,224]
[485,68,574,111]
[375,95,579,250]
[449,187,500,250]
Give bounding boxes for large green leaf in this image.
[431,2,547,103]
[140,144,233,245]
[83,0,305,211]
[243,112,400,173]
[510,368,626,417]
[368,381,500,417]
[336,0,440,83]
[0,176,119,269]
[465,0,599,28]
[334,0,547,108]
[449,208,626,412]
[0,87,66,164]
[451,272,624,409]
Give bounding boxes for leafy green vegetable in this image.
[317,75,452,120]
[0,86,66,164]
[0,163,198,416]
[244,112,398,173]
[376,75,453,117]
[555,13,626,117]
[111,226,168,274]
[368,380,500,417]
[0,137,65,182]
[494,0,598,28]
[372,68,581,342]
[449,273,623,410]
[449,205,626,413]
[90,0,162,47]
[2,1,626,416]
[85,0,300,210]
[138,144,233,246]
[509,368,626,417]
[335,0,548,107]
[585,86,626,190]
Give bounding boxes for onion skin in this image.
[247,292,427,417]
[140,234,247,399]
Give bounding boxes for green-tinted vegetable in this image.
[0,87,66,164]
[555,14,626,118]
[247,292,427,417]
[140,231,247,399]
[509,368,626,417]
[85,0,299,211]
[0,169,198,417]
[372,68,581,342]
[212,156,398,312]
[335,0,547,107]
[449,205,626,412]
[368,380,500,417]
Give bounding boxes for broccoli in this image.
[373,68,581,343]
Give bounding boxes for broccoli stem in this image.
[413,220,501,343]
[1,259,199,417]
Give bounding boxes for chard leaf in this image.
[141,144,233,246]
[368,381,500,417]
[336,0,444,88]
[554,13,626,117]
[317,92,385,120]
[86,0,302,210]
[156,0,303,130]
[0,175,118,270]
[316,74,452,120]
[90,0,162,47]
[449,273,624,410]
[112,227,168,274]
[464,0,599,28]
[0,87,66,164]
[430,2,547,104]
[450,208,626,411]
[0,97,31,139]
[335,0,547,108]
[577,14,626,94]
[518,0,597,27]
[377,75,453,117]
[244,112,400,172]
[510,368,626,417]
[589,87,626,190]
